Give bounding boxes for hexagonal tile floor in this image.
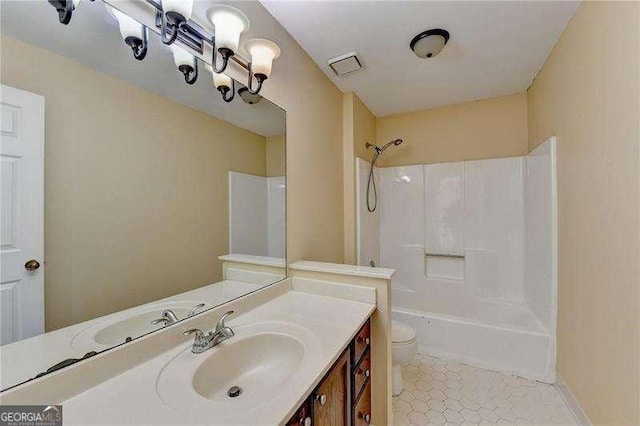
[392,354,577,425]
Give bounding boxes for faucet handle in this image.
[183,329,205,341]
[215,310,234,332]
[187,303,206,318]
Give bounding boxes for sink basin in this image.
[93,307,194,346]
[192,333,304,401]
[71,301,209,350]
[156,321,316,415]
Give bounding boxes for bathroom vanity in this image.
[1,274,386,425]
[287,320,371,426]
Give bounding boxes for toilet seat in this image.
[392,320,416,344]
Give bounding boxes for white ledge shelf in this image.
[218,254,286,268]
[289,261,395,280]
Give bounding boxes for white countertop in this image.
[60,291,374,425]
[219,254,286,268]
[0,280,265,390]
[289,260,395,280]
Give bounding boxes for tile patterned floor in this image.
[392,354,577,425]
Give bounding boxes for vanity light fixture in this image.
[47,0,84,25]
[51,0,279,100]
[410,28,450,59]
[206,5,250,74]
[170,44,198,84]
[107,5,148,61]
[159,0,193,45]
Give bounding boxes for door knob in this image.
[25,259,40,271]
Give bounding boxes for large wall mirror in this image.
[0,0,286,390]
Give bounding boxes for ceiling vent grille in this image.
[327,52,364,77]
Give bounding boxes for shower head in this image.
[366,139,403,155]
[382,138,403,150]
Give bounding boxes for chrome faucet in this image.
[187,303,206,318]
[183,310,235,354]
[151,309,180,326]
[151,303,206,326]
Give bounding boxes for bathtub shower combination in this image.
[357,138,557,382]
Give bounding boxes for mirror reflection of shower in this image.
[365,139,404,212]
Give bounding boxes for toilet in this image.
[392,320,418,396]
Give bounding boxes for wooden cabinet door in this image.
[313,350,350,426]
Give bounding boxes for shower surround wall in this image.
[356,138,557,382]
[228,171,286,258]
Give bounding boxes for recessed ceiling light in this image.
[410,29,450,59]
[327,51,364,77]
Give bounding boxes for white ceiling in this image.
[262,0,580,117]
[0,0,285,137]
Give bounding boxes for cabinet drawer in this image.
[353,380,371,426]
[352,320,370,366]
[352,350,371,401]
[286,399,312,426]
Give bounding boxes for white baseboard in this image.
[555,373,591,426]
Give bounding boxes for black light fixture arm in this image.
[125,28,148,61]
[179,61,198,85]
[48,0,93,25]
[247,65,266,95]
[47,0,74,24]
[218,80,236,103]
[212,45,233,74]
[161,11,185,45]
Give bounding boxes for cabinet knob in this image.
[358,368,370,378]
[315,393,327,406]
[300,417,311,426]
[358,336,370,345]
[358,412,371,424]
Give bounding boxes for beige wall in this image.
[376,92,528,167]
[1,35,268,331]
[353,93,378,162]
[266,135,286,177]
[238,2,344,266]
[342,93,376,264]
[527,2,640,424]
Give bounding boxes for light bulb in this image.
[206,5,250,54]
[170,45,195,69]
[72,0,80,8]
[161,0,193,20]
[245,38,281,78]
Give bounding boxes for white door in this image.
[0,85,44,345]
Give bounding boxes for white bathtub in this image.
[393,303,555,383]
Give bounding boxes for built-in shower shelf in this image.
[425,253,465,259]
